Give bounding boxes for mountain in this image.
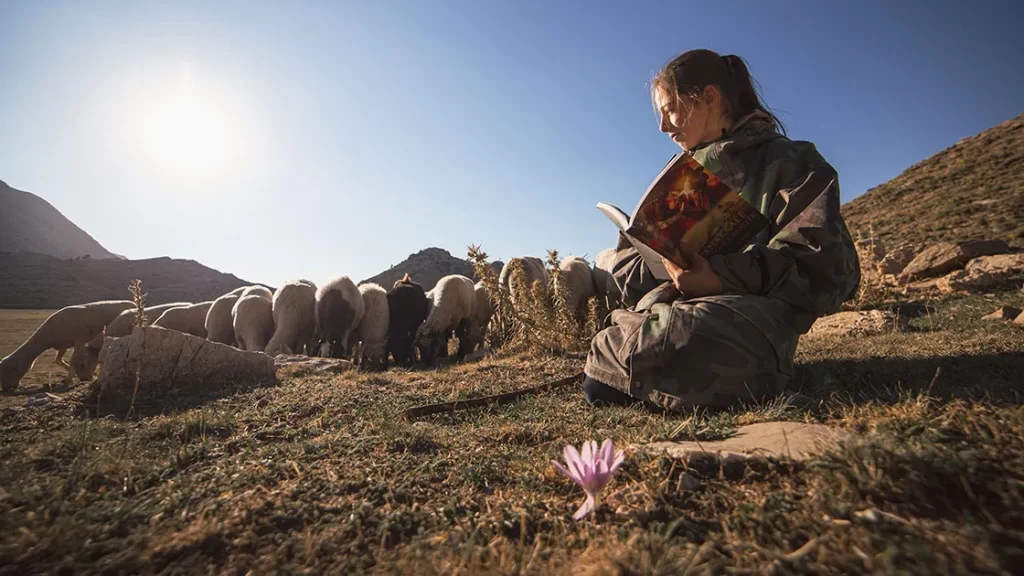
[843,114,1024,247]
[0,252,256,309]
[0,180,120,260]
[361,247,503,291]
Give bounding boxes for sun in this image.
[141,65,232,175]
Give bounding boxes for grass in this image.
[1,286,1023,574]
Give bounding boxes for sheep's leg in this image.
[53,349,74,384]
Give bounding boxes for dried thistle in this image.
[128,279,147,327]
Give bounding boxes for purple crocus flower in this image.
[551,438,625,520]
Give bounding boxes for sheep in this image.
[463,281,494,354]
[232,291,274,352]
[415,274,477,366]
[152,301,215,338]
[593,247,622,312]
[105,302,192,338]
[206,292,242,346]
[386,274,429,367]
[265,280,317,356]
[1,300,134,391]
[240,285,273,300]
[498,256,549,307]
[354,283,390,370]
[553,255,597,321]
[315,275,364,359]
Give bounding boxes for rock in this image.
[982,306,1023,321]
[637,422,850,464]
[905,278,940,293]
[806,310,895,338]
[677,472,701,491]
[876,243,920,276]
[274,355,354,375]
[1016,311,1024,326]
[936,253,1024,293]
[94,326,276,414]
[24,394,53,408]
[898,240,1010,282]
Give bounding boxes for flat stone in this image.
[806,310,896,338]
[938,254,1024,293]
[876,243,921,276]
[274,354,354,375]
[94,326,276,415]
[1015,311,1024,326]
[637,422,851,463]
[982,306,1023,321]
[899,240,1010,282]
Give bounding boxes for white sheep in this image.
[105,302,192,338]
[315,275,365,359]
[354,283,390,369]
[265,280,317,356]
[415,274,477,366]
[205,292,242,346]
[152,301,215,338]
[463,281,494,354]
[1,300,134,391]
[498,256,549,307]
[554,255,597,320]
[593,247,622,312]
[232,292,275,352]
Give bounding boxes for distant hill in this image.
[0,180,120,260]
[0,252,256,309]
[362,247,503,291]
[843,114,1024,247]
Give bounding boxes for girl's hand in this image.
[661,246,723,298]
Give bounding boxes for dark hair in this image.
[652,49,786,136]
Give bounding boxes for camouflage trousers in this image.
[584,293,802,412]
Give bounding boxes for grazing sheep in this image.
[463,281,494,354]
[105,302,192,338]
[416,274,477,366]
[593,247,621,312]
[354,283,390,370]
[206,292,242,346]
[386,274,429,367]
[240,285,273,300]
[315,275,364,359]
[554,255,597,320]
[265,280,317,356]
[1,300,134,391]
[498,256,549,306]
[232,292,275,352]
[152,301,215,338]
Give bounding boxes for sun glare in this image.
[142,64,233,175]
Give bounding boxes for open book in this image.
[597,152,770,281]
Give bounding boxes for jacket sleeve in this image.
[708,164,861,316]
[609,233,665,309]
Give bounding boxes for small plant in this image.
[128,279,147,327]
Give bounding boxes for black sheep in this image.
[386,274,429,367]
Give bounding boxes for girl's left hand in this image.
[661,246,723,298]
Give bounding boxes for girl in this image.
[583,49,861,410]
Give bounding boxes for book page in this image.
[595,202,670,281]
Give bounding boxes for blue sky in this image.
[2,0,1022,287]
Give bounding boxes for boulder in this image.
[898,240,1010,282]
[637,422,851,464]
[806,310,896,338]
[982,306,1023,321]
[937,253,1024,293]
[876,243,920,276]
[93,326,276,414]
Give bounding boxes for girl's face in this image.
[655,86,721,151]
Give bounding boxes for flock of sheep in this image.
[0,250,623,392]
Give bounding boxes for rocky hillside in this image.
[0,252,255,309]
[361,247,503,291]
[0,180,120,260]
[843,114,1024,247]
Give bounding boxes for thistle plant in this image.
[128,279,147,328]
[551,439,625,520]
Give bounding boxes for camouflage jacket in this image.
[611,113,861,335]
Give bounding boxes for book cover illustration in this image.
[598,152,770,276]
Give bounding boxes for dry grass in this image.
[1,283,1023,573]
